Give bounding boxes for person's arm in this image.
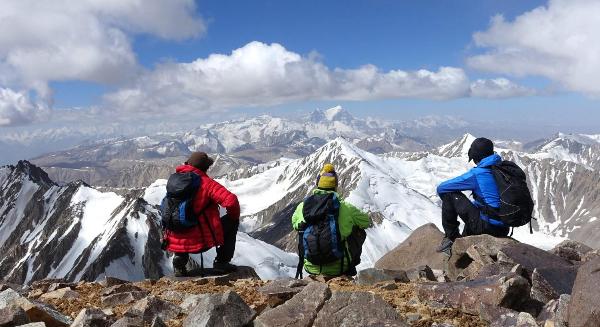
[343,201,370,229]
[291,202,304,231]
[207,180,241,220]
[436,170,477,195]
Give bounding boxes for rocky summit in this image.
[0,225,597,327]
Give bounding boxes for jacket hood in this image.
[175,164,207,176]
[477,153,502,168]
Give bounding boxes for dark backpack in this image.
[160,172,201,231]
[482,161,534,228]
[300,193,345,266]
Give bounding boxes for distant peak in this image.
[308,106,354,123]
[14,160,56,186]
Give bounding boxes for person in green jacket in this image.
[292,163,370,277]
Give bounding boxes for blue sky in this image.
[1,0,599,131]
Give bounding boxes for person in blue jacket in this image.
[435,137,510,255]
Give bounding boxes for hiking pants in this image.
[440,192,509,241]
[172,215,239,270]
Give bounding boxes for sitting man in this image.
[435,137,510,255]
[292,163,370,278]
[163,152,241,276]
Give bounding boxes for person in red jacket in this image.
[164,152,241,276]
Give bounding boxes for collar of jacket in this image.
[175,164,208,177]
[313,188,339,196]
[476,153,502,168]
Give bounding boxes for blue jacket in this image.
[437,153,505,226]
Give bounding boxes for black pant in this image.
[173,215,239,270]
[441,192,509,241]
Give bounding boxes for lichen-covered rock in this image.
[254,283,330,327]
[39,288,79,302]
[537,294,570,327]
[0,305,30,327]
[405,265,437,282]
[448,235,518,280]
[0,289,72,327]
[550,240,593,262]
[101,292,148,308]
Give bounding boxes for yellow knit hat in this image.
[317,163,338,190]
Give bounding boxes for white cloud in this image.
[0,88,49,127]
[0,0,205,101]
[468,0,600,96]
[470,78,536,99]
[105,41,474,113]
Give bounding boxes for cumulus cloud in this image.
[0,88,49,127]
[468,0,600,96]
[470,78,536,99]
[0,0,205,101]
[105,41,476,113]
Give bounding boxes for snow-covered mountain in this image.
[0,161,297,284]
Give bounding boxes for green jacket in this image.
[292,189,370,276]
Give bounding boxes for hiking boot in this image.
[213,261,238,273]
[174,266,188,277]
[436,237,454,256]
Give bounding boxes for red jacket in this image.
[165,165,240,253]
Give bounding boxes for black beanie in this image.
[468,138,494,162]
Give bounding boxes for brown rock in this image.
[375,224,448,271]
[101,285,146,297]
[168,266,260,286]
[568,257,600,327]
[124,296,181,324]
[254,282,330,327]
[447,235,517,280]
[530,266,578,303]
[0,289,71,327]
[46,284,75,293]
[257,278,309,307]
[109,317,142,327]
[313,291,408,327]
[405,265,436,282]
[498,243,573,276]
[416,273,531,314]
[100,277,129,288]
[356,268,409,285]
[30,280,67,293]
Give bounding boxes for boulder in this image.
[183,291,254,327]
[416,273,531,314]
[0,289,72,327]
[257,278,309,307]
[313,291,408,327]
[478,304,538,327]
[473,262,519,280]
[71,308,114,327]
[447,235,517,280]
[550,240,593,262]
[537,294,570,327]
[568,257,600,327]
[254,282,330,327]
[179,295,204,314]
[124,296,181,324]
[39,288,79,302]
[582,249,600,262]
[46,284,76,293]
[356,268,409,285]
[17,323,46,327]
[149,317,166,327]
[405,265,436,282]
[30,280,68,293]
[159,291,186,303]
[375,224,448,271]
[498,243,573,276]
[0,305,30,327]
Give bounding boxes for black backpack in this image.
[295,193,349,278]
[481,161,534,229]
[160,172,201,231]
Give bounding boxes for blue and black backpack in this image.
[301,193,344,265]
[160,172,201,231]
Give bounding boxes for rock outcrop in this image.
[568,257,600,327]
[375,223,448,271]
